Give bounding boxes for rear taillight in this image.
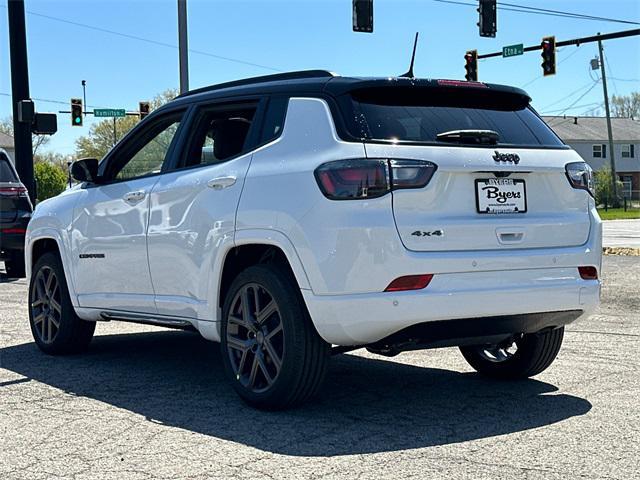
[578,266,598,280]
[315,159,389,200]
[0,228,26,234]
[314,159,437,200]
[385,274,434,292]
[565,162,594,197]
[0,185,28,197]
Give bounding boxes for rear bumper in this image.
[0,213,29,254]
[366,310,582,354]
[302,267,600,345]
[0,230,26,254]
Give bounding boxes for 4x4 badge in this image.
[493,151,520,164]
[411,230,444,237]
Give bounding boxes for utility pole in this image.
[177,0,189,94]
[7,0,35,204]
[598,35,619,207]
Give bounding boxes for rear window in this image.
[344,87,564,148]
[0,154,18,182]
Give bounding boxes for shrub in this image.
[34,161,68,202]
[594,167,624,207]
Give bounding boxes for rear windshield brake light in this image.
[437,79,488,88]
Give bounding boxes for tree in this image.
[75,89,178,160]
[611,92,640,119]
[34,151,72,171]
[0,117,50,154]
[34,161,67,201]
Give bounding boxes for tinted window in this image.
[260,96,288,144]
[345,87,564,147]
[181,105,256,169]
[0,154,17,182]
[107,113,183,181]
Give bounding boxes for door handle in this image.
[123,190,146,204]
[207,176,237,190]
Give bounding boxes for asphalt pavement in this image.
[1,256,638,479]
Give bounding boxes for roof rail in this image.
[177,70,337,99]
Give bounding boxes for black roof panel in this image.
[164,71,531,109]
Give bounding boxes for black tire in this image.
[220,264,330,410]
[460,327,564,379]
[29,252,96,355]
[4,250,26,278]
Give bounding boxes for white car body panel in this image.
[25,93,602,348]
[146,152,252,320]
[71,176,159,313]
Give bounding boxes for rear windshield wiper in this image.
[436,129,499,145]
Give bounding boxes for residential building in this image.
[0,131,15,163]
[542,116,640,200]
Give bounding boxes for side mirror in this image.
[70,158,99,183]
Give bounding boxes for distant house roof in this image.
[0,131,14,148]
[542,116,640,142]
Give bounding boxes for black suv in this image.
[0,148,32,278]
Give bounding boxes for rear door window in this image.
[0,154,18,182]
[179,103,258,169]
[345,87,564,148]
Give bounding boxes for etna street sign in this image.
[94,108,126,118]
[502,43,524,58]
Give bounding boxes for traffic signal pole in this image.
[469,29,639,208]
[598,36,619,207]
[7,0,35,204]
[475,28,640,60]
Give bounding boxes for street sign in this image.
[94,108,126,118]
[502,43,524,58]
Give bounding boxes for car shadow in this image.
[0,272,23,283]
[0,330,591,456]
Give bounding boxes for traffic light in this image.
[541,36,556,76]
[139,101,150,120]
[478,0,496,38]
[465,50,478,82]
[353,0,373,33]
[71,98,82,126]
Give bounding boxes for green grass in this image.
[597,208,640,220]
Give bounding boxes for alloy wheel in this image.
[226,283,284,393]
[30,266,62,344]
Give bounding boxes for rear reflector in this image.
[578,266,598,280]
[0,228,26,234]
[385,274,433,292]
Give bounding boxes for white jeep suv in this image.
[25,71,601,409]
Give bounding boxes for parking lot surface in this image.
[1,256,638,480]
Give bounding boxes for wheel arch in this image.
[27,231,79,307]
[203,230,312,342]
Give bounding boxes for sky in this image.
[1,0,639,155]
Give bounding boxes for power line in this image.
[0,6,283,73]
[499,2,640,26]
[432,0,640,25]
[610,77,640,82]
[0,92,105,109]
[539,80,598,110]
[545,80,601,119]
[541,101,602,115]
